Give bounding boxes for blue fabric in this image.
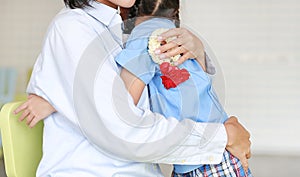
[115,18,228,173]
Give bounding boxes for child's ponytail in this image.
[124,0,181,34]
[138,0,180,27]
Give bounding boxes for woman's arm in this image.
[120,68,145,105]
[14,94,56,128]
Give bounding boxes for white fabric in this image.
[27,2,227,177]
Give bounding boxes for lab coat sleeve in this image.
[73,27,227,165]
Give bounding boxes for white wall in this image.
[0,0,64,92]
[1,0,299,155]
[181,0,300,155]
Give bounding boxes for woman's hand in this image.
[156,28,206,70]
[14,94,56,128]
[224,116,251,174]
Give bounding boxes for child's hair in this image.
[124,0,180,34]
[138,0,179,22]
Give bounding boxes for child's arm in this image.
[14,94,56,128]
[120,68,146,105]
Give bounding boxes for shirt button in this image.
[181,160,186,163]
[209,156,214,162]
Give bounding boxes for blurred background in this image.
[0,0,299,176]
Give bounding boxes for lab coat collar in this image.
[84,1,119,27]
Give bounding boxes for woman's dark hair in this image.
[124,0,180,34]
[64,0,92,9]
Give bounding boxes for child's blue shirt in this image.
[116,18,228,173]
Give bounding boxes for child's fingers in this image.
[29,117,40,128]
[14,102,28,114]
[26,113,35,125]
[18,109,29,122]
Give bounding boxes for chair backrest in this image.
[0,102,43,177]
[0,68,17,107]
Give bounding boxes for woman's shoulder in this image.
[43,8,97,42]
[40,8,100,52]
[52,8,91,31]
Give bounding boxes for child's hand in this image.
[224,116,251,174]
[14,94,56,128]
[156,28,206,70]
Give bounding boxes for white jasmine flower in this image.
[148,28,180,65]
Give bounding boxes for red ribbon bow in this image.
[159,62,190,89]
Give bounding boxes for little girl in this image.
[115,0,252,176]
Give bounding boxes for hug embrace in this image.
[15,0,252,176]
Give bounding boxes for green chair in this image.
[0,101,43,177]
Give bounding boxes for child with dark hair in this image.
[115,0,253,176]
